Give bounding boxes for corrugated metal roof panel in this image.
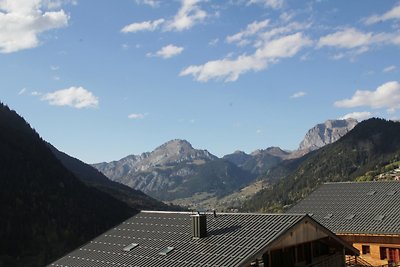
[50,212,306,267]
[289,181,400,235]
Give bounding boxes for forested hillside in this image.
[0,103,136,267]
[242,118,400,212]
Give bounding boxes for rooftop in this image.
[288,181,400,235]
[50,210,354,267]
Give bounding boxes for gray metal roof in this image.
[50,211,309,267]
[288,181,400,235]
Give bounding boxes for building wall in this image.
[346,238,400,266]
[258,240,345,267]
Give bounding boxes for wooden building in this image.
[50,211,357,267]
[289,181,400,266]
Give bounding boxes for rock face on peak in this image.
[92,140,250,201]
[223,150,252,166]
[141,139,217,168]
[298,118,358,151]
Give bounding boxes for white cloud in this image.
[180,32,311,82]
[121,18,164,33]
[148,44,184,58]
[318,28,400,51]
[42,0,77,10]
[180,54,266,82]
[339,111,372,121]
[254,32,312,58]
[334,81,400,113]
[318,28,373,49]
[256,129,262,134]
[128,113,145,119]
[42,86,99,109]
[50,65,60,71]
[247,0,284,9]
[208,38,219,46]
[135,0,160,8]
[18,88,26,95]
[280,12,293,22]
[257,22,311,44]
[291,91,306,98]
[226,19,269,44]
[383,65,397,73]
[363,4,400,25]
[0,0,69,53]
[164,0,207,31]
[31,91,42,96]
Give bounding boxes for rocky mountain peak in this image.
[298,118,358,151]
[146,139,216,167]
[233,150,247,154]
[93,139,218,182]
[154,139,193,154]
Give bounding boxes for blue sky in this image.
[1,0,400,163]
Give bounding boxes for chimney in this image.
[191,213,207,239]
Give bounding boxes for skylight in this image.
[345,214,355,220]
[123,243,139,252]
[374,215,385,221]
[387,190,396,196]
[324,214,333,219]
[366,190,376,196]
[159,247,174,256]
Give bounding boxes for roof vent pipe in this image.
[191,213,207,239]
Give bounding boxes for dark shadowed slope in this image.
[48,144,175,211]
[0,103,136,267]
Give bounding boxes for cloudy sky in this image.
[1,0,400,163]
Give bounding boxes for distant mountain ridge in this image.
[93,139,217,181]
[93,139,253,201]
[93,119,361,206]
[242,118,400,213]
[222,118,356,176]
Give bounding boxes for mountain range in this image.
[93,139,254,201]
[92,118,358,207]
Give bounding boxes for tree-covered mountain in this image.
[48,144,173,211]
[242,118,400,212]
[223,119,357,177]
[0,103,136,267]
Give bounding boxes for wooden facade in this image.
[340,234,400,266]
[244,218,357,267]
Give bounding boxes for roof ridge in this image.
[323,180,400,185]
[141,210,307,217]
